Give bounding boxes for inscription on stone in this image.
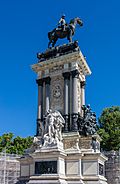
[35,161,57,174]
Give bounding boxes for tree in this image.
[97,106,120,151]
[0,133,13,153]
[0,133,33,155]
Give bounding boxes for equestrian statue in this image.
[48,15,83,48]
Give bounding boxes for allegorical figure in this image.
[58,14,66,31]
[78,104,97,136]
[46,111,55,141]
[43,109,65,146]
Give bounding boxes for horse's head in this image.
[76,17,83,27]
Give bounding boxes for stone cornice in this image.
[82,152,108,161]
[31,50,91,76]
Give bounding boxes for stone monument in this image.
[17,18,108,184]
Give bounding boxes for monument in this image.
[17,17,108,184]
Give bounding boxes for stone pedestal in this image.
[82,152,108,184]
[18,43,108,184]
[18,146,67,184]
[28,147,67,184]
[18,133,107,184]
[63,133,108,184]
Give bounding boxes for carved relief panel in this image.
[50,75,64,113]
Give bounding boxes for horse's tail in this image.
[48,28,56,39]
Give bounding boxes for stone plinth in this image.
[18,147,67,184]
[18,134,107,184]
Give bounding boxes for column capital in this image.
[36,78,43,86]
[62,72,70,80]
[44,76,51,84]
[71,70,79,78]
[80,81,86,88]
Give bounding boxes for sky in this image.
[0,0,120,137]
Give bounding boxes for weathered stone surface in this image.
[79,136,92,149]
[63,132,80,150]
[104,151,120,184]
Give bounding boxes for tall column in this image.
[80,81,86,106]
[44,77,51,112]
[80,81,86,116]
[36,79,43,136]
[63,72,70,132]
[71,70,79,131]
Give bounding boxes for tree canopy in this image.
[0,133,33,155]
[97,106,120,151]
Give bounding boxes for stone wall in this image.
[103,150,120,184]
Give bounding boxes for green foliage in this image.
[0,133,33,155]
[97,106,120,151]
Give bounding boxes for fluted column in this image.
[63,72,70,132]
[44,77,51,112]
[71,70,79,131]
[36,79,43,136]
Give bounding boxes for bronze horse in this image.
[48,17,83,48]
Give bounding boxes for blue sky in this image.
[0,0,120,137]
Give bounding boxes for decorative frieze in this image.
[32,51,91,77]
[79,136,92,150]
[64,139,78,150]
[50,65,63,75]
